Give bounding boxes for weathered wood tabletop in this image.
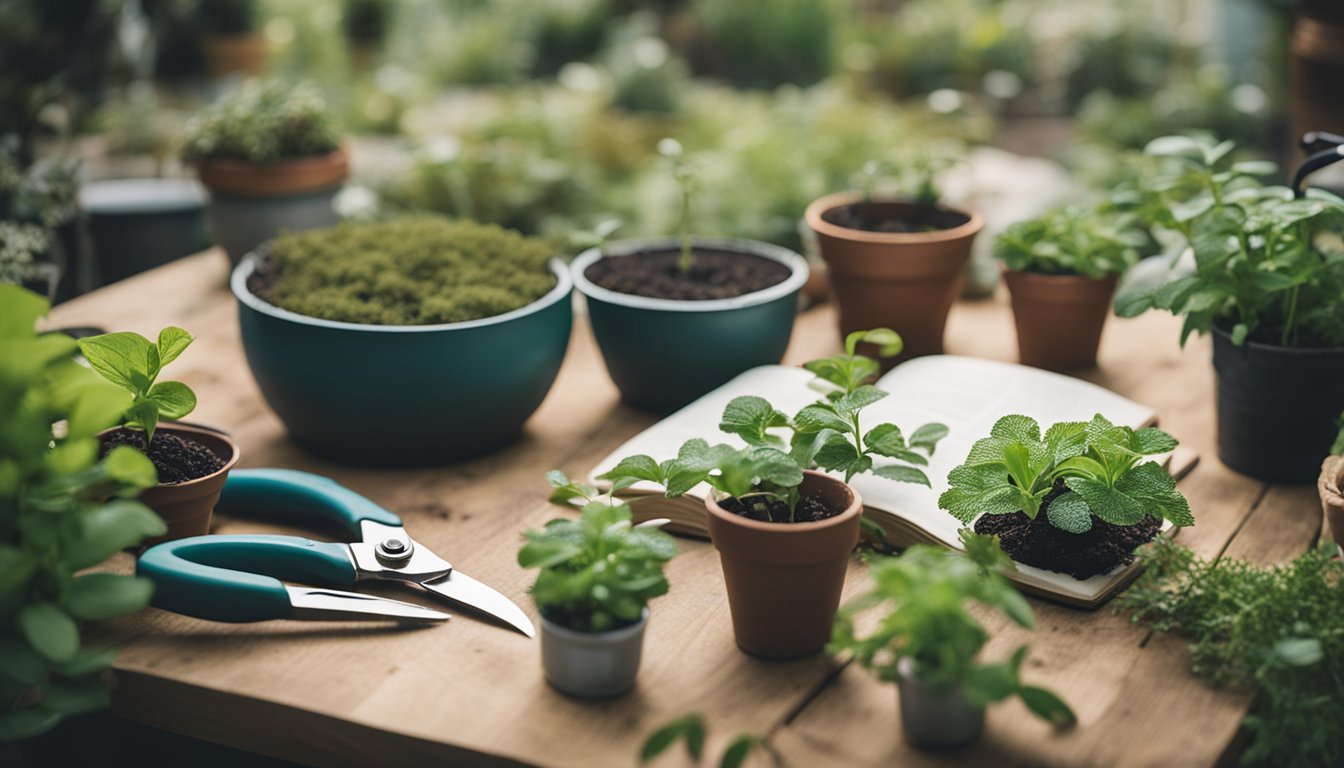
[51,250,1322,768]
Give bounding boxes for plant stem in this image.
[677,180,693,274]
[1281,285,1299,347]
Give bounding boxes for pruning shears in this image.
[137,469,535,636]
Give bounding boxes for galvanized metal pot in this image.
[540,609,648,698]
[896,658,985,749]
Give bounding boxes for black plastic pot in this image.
[81,178,210,287]
[1212,325,1344,483]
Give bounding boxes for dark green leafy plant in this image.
[1,285,166,740]
[994,205,1147,278]
[1118,537,1344,767]
[181,80,341,164]
[830,530,1076,726]
[939,414,1192,534]
[518,471,678,633]
[640,713,774,768]
[76,327,197,446]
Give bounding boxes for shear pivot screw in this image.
[377,538,412,562]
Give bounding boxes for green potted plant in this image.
[994,204,1145,370]
[571,139,808,412]
[1114,134,1344,482]
[520,472,679,698]
[231,216,573,465]
[0,143,80,301]
[199,0,266,78]
[939,413,1194,580]
[829,530,1075,749]
[77,326,241,544]
[1,285,168,739]
[602,330,947,658]
[182,80,347,268]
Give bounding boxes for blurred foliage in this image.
[0,139,79,291]
[180,79,341,163]
[688,0,844,90]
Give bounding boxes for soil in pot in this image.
[719,493,840,523]
[821,202,971,234]
[100,429,226,484]
[973,483,1160,580]
[584,248,790,300]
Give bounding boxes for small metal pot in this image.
[896,658,985,749]
[540,609,648,698]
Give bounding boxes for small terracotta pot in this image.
[1002,269,1119,371]
[805,192,983,361]
[196,146,350,198]
[704,471,862,659]
[1320,456,1344,557]
[202,33,267,78]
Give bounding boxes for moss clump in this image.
[255,217,557,325]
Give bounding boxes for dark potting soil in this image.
[584,248,790,301]
[821,202,970,234]
[973,483,1162,580]
[101,429,225,485]
[720,493,840,524]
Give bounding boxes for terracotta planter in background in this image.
[1320,456,1344,557]
[202,33,267,78]
[805,192,983,361]
[704,471,862,659]
[1290,7,1344,161]
[1003,270,1119,371]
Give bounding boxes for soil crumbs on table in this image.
[102,429,225,484]
[822,202,970,234]
[720,493,839,524]
[585,248,790,301]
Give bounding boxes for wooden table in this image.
[52,251,1323,768]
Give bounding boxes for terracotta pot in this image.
[1003,270,1119,371]
[805,192,983,361]
[1290,8,1344,160]
[1320,456,1344,557]
[196,146,350,198]
[704,471,862,659]
[202,32,267,78]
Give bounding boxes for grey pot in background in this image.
[896,658,985,749]
[206,187,341,269]
[540,609,648,698]
[81,178,210,288]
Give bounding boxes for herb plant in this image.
[76,327,198,446]
[994,205,1147,278]
[829,530,1076,727]
[640,713,772,768]
[181,80,341,164]
[658,137,696,274]
[1118,537,1344,767]
[518,471,678,633]
[939,414,1192,534]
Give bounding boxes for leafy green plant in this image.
[939,414,1192,535]
[994,205,1147,278]
[1,285,166,740]
[658,137,696,274]
[640,713,773,768]
[518,471,678,633]
[1118,537,1344,767]
[181,80,341,164]
[830,529,1076,726]
[76,327,197,446]
[1113,134,1344,348]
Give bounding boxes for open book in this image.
[588,356,1199,609]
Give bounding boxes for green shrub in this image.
[994,205,1146,278]
[181,80,341,164]
[256,216,557,325]
[691,0,842,89]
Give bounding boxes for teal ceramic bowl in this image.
[231,255,573,465]
[573,238,807,412]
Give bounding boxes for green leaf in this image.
[720,734,762,768]
[155,326,194,367]
[1144,135,1207,160]
[964,661,1019,705]
[0,636,46,685]
[599,455,663,485]
[0,283,49,339]
[63,376,133,439]
[834,385,887,419]
[53,648,119,678]
[44,438,98,478]
[1019,685,1077,727]
[908,423,949,454]
[1114,462,1194,527]
[1044,421,1088,463]
[814,435,870,481]
[872,464,930,486]
[793,403,850,434]
[990,414,1041,444]
[640,714,705,763]
[125,400,160,443]
[0,545,37,599]
[847,327,904,358]
[68,574,155,621]
[939,464,1026,524]
[1065,477,1147,527]
[719,396,789,447]
[102,445,158,489]
[43,678,111,716]
[19,603,79,662]
[0,708,62,741]
[863,423,905,456]
[1131,427,1178,455]
[64,500,166,570]
[77,332,159,394]
[146,381,197,420]
[517,539,583,569]
[1044,492,1093,534]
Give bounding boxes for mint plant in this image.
[640,713,772,768]
[939,414,1192,534]
[518,471,678,633]
[77,327,198,445]
[994,204,1147,278]
[657,137,696,274]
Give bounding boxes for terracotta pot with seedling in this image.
[572,139,808,412]
[830,531,1076,748]
[520,472,678,698]
[604,330,948,658]
[940,414,1194,580]
[995,205,1145,371]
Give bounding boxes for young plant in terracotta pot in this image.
[994,205,1145,370]
[182,80,347,269]
[829,530,1075,749]
[939,414,1194,580]
[520,472,678,698]
[78,326,240,544]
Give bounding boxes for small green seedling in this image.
[77,327,197,445]
[658,137,696,274]
[640,713,774,768]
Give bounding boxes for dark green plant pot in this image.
[572,238,808,413]
[231,255,573,466]
[81,179,210,287]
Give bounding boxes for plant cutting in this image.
[182,80,347,268]
[1114,133,1344,482]
[1,285,167,740]
[77,326,240,543]
[939,414,1193,580]
[520,471,678,698]
[231,216,573,464]
[994,205,1146,370]
[640,713,773,768]
[571,138,809,412]
[830,530,1076,749]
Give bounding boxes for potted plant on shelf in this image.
[571,139,809,412]
[231,216,572,465]
[829,530,1076,749]
[602,330,947,658]
[77,326,241,544]
[939,414,1194,580]
[994,204,1145,370]
[1114,134,1344,482]
[520,472,678,698]
[2,285,168,739]
[199,0,266,79]
[182,80,347,268]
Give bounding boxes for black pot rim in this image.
[1211,321,1344,356]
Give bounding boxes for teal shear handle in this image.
[220,469,403,537]
[138,536,356,622]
